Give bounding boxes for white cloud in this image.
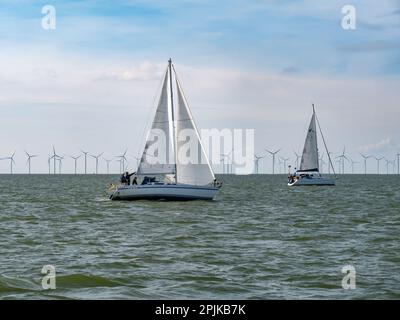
[358,138,398,155]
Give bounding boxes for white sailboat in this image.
[288,104,335,186]
[109,59,221,200]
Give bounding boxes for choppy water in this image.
[0,174,399,299]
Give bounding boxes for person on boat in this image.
[120,173,127,185]
[132,175,138,185]
[124,171,136,185]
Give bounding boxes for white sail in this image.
[175,76,215,186]
[299,110,319,172]
[137,68,175,178]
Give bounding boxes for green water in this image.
[0,174,399,299]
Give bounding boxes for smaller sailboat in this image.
[108,59,221,200]
[288,104,335,186]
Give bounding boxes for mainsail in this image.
[175,75,216,186]
[137,59,215,186]
[137,68,175,178]
[299,108,319,172]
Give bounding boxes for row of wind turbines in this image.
[0,148,141,174]
[1,146,399,175]
[253,147,400,175]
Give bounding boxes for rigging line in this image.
[315,112,336,177]
[171,64,216,179]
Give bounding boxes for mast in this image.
[168,58,178,183]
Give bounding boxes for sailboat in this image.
[109,59,221,200]
[288,104,335,186]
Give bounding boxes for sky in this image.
[0,0,399,174]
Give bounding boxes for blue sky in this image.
[0,0,399,173]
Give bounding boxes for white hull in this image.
[288,176,335,186]
[109,184,219,201]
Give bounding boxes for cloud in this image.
[358,138,398,155]
[95,62,165,81]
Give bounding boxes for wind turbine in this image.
[350,158,358,174]
[397,153,400,175]
[57,156,64,174]
[134,156,141,171]
[25,151,38,174]
[360,153,372,175]
[374,156,384,174]
[91,153,103,174]
[390,159,396,174]
[319,153,324,174]
[265,148,281,174]
[293,151,301,170]
[254,154,265,174]
[336,147,349,174]
[47,156,51,174]
[104,158,112,174]
[220,149,233,174]
[335,159,341,174]
[81,150,89,174]
[70,155,81,175]
[117,158,124,174]
[1,152,16,174]
[280,157,290,174]
[220,154,226,174]
[50,146,62,174]
[384,158,390,175]
[116,150,128,173]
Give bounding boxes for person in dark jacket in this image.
[124,171,136,185]
[120,173,127,185]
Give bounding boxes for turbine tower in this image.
[25,151,38,174]
[265,148,281,174]
[280,157,290,174]
[104,158,112,174]
[397,153,400,175]
[374,156,384,174]
[336,147,349,174]
[116,150,128,173]
[293,151,301,170]
[47,156,51,174]
[117,158,124,174]
[350,158,358,174]
[91,153,103,174]
[319,153,328,174]
[57,156,64,174]
[70,155,81,175]
[384,158,391,175]
[50,146,62,174]
[81,150,89,174]
[220,154,227,174]
[319,153,324,174]
[360,153,372,175]
[254,154,265,174]
[1,152,16,174]
[134,156,141,171]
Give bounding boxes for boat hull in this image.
[288,176,335,186]
[109,184,219,201]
